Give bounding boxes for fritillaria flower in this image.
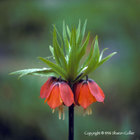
[40,77,74,119]
[74,78,105,115]
[11,21,116,140]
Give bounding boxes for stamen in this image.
[87,108,90,115]
[58,105,65,120]
[83,109,86,116]
[52,109,55,113]
[63,111,65,120]
[59,109,61,120]
[83,106,92,116]
[59,96,63,103]
[89,108,92,115]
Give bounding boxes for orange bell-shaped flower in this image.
[40,77,74,119]
[74,79,105,114]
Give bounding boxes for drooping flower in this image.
[40,77,57,99]
[40,77,74,119]
[74,79,105,115]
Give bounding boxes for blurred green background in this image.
[0,0,140,140]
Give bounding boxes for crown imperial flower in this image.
[10,20,116,140]
[40,77,74,119]
[74,78,105,115]
[10,20,116,117]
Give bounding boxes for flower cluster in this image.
[40,76,105,119]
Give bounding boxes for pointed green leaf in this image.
[49,45,54,57]
[78,32,90,60]
[81,39,94,68]
[66,25,71,39]
[82,36,100,76]
[63,21,69,54]
[93,35,100,60]
[78,66,88,76]
[57,47,68,70]
[81,19,87,41]
[53,26,61,65]
[75,32,90,74]
[99,48,108,61]
[53,25,63,50]
[53,26,67,69]
[10,68,57,79]
[76,20,81,43]
[97,52,117,67]
[67,28,77,80]
[44,56,54,60]
[78,39,94,74]
[38,57,67,79]
[70,28,76,48]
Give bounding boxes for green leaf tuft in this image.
[10,20,117,82]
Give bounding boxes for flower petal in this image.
[47,83,63,109]
[59,82,74,107]
[88,80,105,102]
[74,80,83,105]
[40,77,56,99]
[78,82,96,109]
